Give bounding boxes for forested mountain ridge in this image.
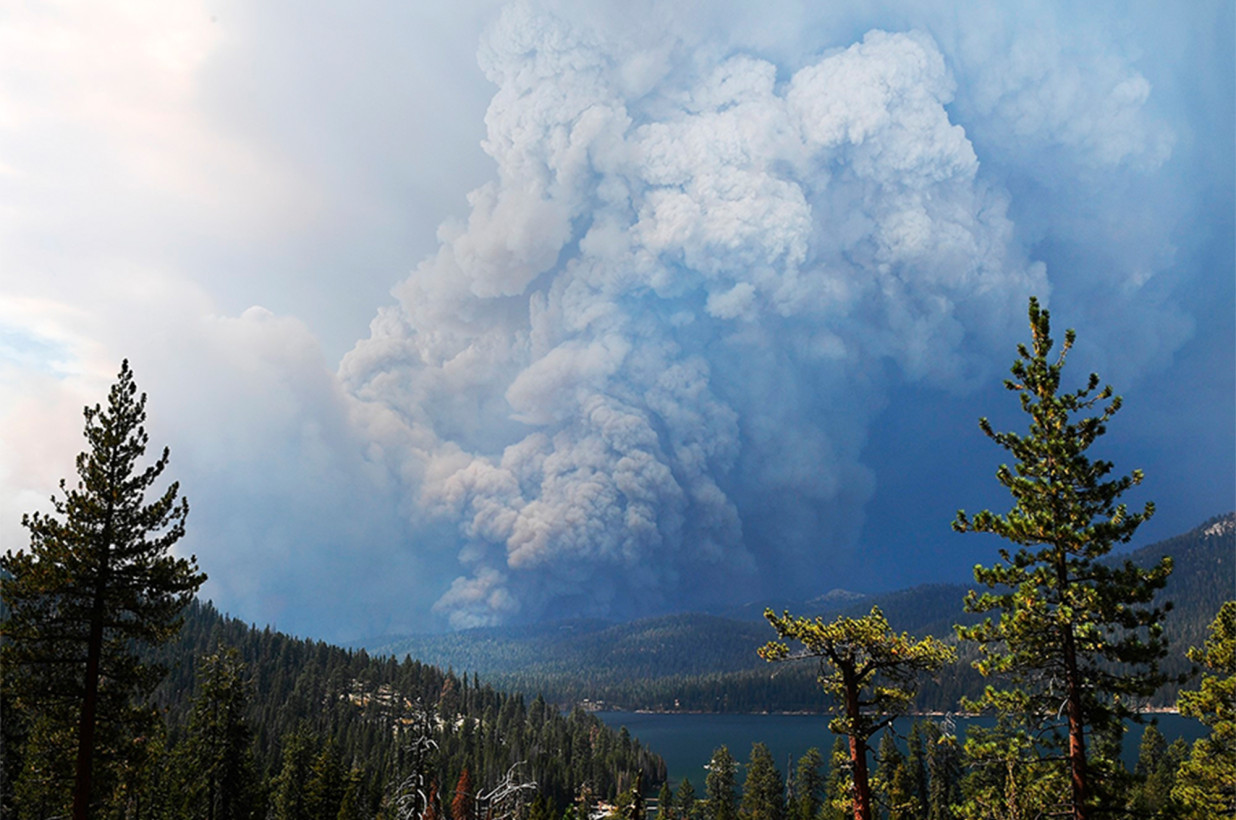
[360,613,774,680]
[357,513,1234,713]
[131,601,666,816]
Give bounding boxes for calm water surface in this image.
[598,711,1205,786]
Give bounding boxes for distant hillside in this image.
[363,613,774,680]
[357,513,1235,712]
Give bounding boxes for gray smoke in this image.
[339,2,1171,628]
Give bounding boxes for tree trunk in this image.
[73,582,107,820]
[1056,552,1088,820]
[1063,629,1088,820]
[842,668,871,820]
[74,501,114,820]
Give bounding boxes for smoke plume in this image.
[340,7,1065,627]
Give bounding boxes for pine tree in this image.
[657,782,674,820]
[740,743,785,820]
[1172,600,1236,816]
[790,748,824,820]
[904,723,927,820]
[760,607,954,820]
[957,716,1063,820]
[873,733,914,820]
[923,723,960,820]
[954,297,1174,820]
[337,768,367,820]
[273,731,317,820]
[179,648,259,820]
[0,360,206,819]
[675,776,699,820]
[705,746,738,820]
[1128,724,1177,817]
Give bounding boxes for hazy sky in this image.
[2,0,1232,640]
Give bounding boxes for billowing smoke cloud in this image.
[340,6,1069,628]
[3,0,1216,640]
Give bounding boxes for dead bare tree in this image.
[477,762,538,820]
[395,706,441,820]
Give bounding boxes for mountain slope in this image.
[356,513,1234,712]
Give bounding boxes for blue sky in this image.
[1,0,1232,640]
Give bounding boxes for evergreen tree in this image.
[790,748,824,820]
[1172,600,1236,816]
[675,776,699,820]
[956,715,1064,820]
[112,726,176,820]
[1134,723,1166,780]
[0,360,206,819]
[923,724,960,820]
[1128,724,1178,818]
[872,733,913,820]
[760,607,954,820]
[740,743,785,820]
[337,768,366,820]
[306,740,347,820]
[657,782,674,820]
[904,723,927,820]
[705,746,738,820]
[821,739,851,820]
[954,297,1174,820]
[273,732,317,820]
[179,647,259,820]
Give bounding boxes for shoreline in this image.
[601,707,1182,717]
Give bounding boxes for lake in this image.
[597,711,1205,786]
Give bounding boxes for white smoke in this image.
[337,3,1182,628]
[1,0,1209,641]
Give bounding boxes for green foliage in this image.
[1127,724,1186,818]
[739,743,784,820]
[163,602,663,818]
[656,782,674,820]
[820,739,850,820]
[272,731,317,820]
[923,723,961,820]
[357,517,1232,716]
[789,747,823,820]
[760,607,955,747]
[873,732,915,820]
[761,607,952,820]
[954,298,1173,819]
[675,776,699,820]
[705,746,738,820]
[178,648,260,819]
[956,717,1065,820]
[0,360,206,818]
[1172,600,1236,817]
[901,722,928,820]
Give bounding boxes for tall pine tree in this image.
[1,360,206,819]
[954,298,1173,820]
